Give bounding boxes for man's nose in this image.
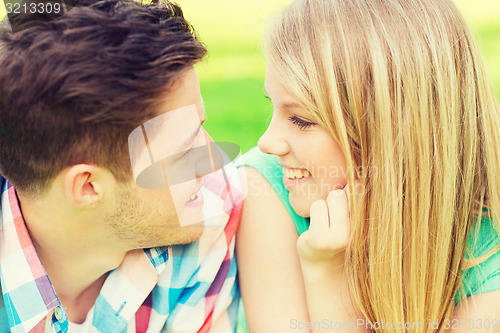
[162,130,240,186]
[258,115,289,156]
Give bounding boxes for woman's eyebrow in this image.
[263,87,270,97]
[263,87,301,109]
[280,102,301,109]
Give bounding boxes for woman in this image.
[236,0,500,332]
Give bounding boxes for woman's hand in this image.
[297,185,352,265]
[297,183,368,333]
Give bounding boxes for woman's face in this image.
[258,66,348,217]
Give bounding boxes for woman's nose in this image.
[258,115,289,156]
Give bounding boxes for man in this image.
[0,0,242,331]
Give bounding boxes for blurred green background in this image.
[183,0,500,154]
[1,0,499,154]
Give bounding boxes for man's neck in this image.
[18,195,128,323]
[59,272,109,324]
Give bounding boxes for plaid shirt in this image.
[0,164,242,333]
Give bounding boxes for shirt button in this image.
[54,306,63,321]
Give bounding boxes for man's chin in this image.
[167,220,205,246]
[134,221,205,249]
[171,223,204,246]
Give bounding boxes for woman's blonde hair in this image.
[265,0,500,330]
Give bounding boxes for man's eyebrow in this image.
[177,118,206,151]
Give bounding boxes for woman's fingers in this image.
[326,188,350,249]
[326,189,349,222]
[309,198,330,231]
[297,200,330,261]
[297,182,362,263]
[298,188,347,262]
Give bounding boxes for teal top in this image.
[235,147,500,326]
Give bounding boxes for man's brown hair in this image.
[0,0,207,195]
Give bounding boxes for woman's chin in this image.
[289,194,312,218]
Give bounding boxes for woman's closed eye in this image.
[288,115,317,131]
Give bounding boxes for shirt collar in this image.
[0,180,167,332]
[0,180,63,332]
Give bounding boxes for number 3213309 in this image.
[5,2,62,14]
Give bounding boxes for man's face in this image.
[104,68,211,248]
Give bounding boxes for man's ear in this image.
[63,164,111,207]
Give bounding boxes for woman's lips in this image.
[282,166,312,189]
[282,166,311,178]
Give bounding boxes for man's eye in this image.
[171,147,193,163]
[181,147,193,158]
[288,116,316,130]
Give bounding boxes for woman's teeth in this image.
[283,167,311,179]
[190,193,199,201]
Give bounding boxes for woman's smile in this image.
[281,165,313,189]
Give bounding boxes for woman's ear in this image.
[63,164,107,207]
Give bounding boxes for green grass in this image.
[1,0,499,154]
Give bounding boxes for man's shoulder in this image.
[146,169,241,331]
[0,279,10,333]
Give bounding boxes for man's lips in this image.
[186,181,203,202]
